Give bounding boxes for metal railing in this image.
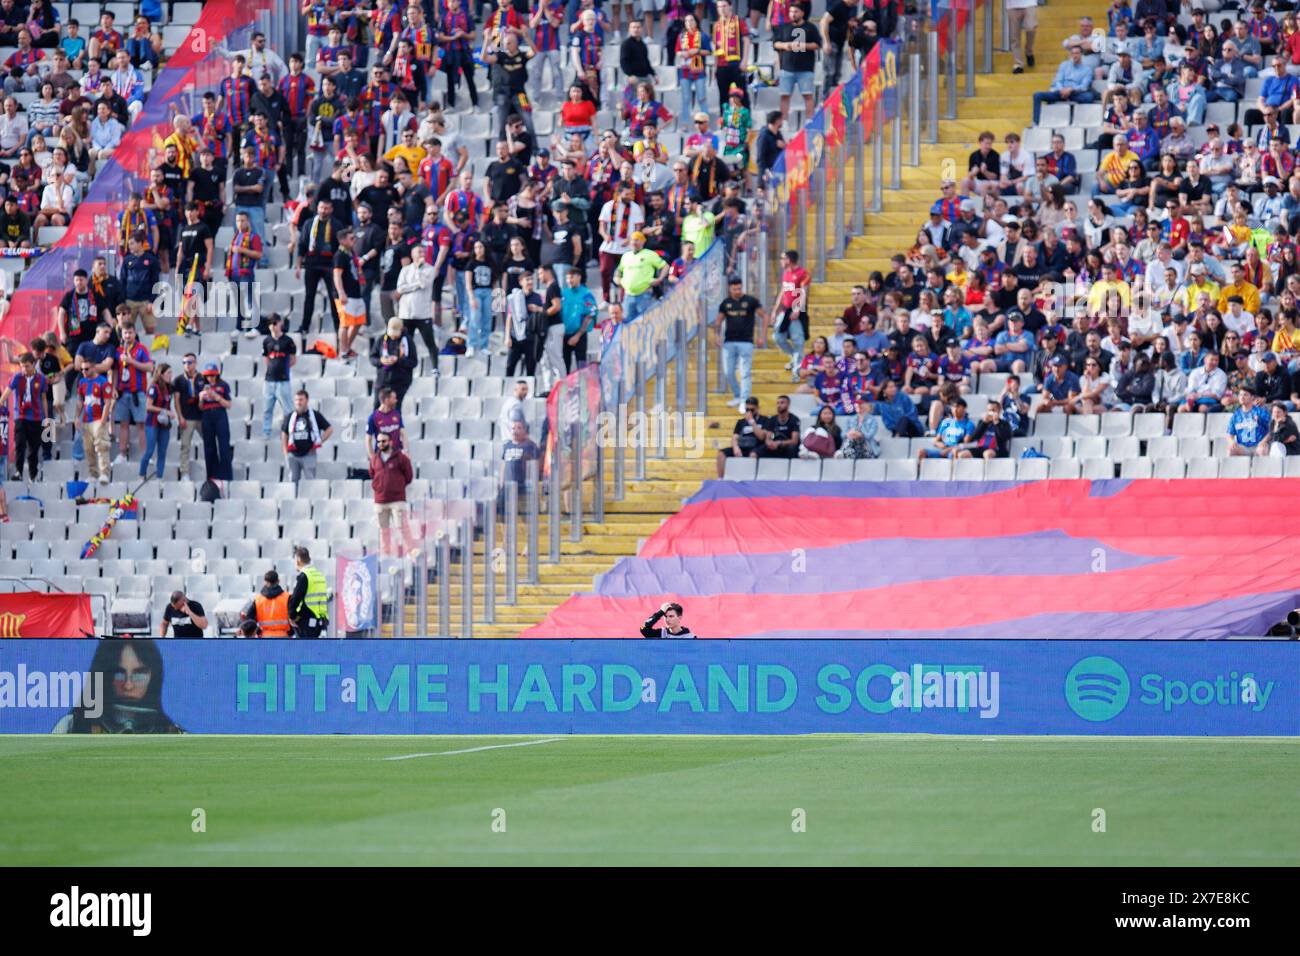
[353,3,1010,638]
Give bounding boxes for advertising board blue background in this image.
[1,640,1296,736]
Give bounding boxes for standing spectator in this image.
[371,317,418,408]
[367,387,407,454]
[1006,0,1038,73]
[712,0,750,110]
[171,352,203,479]
[483,32,533,141]
[370,429,413,556]
[773,3,821,120]
[614,231,668,322]
[281,389,333,482]
[395,243,437,360]
[715,275,765,408]
[500,418,541,497]
[1,352,46,480]
[197,360,234,488]
[598,180,643,302]
[560,266,598,372]
[111,323,151,467]
[226,209,264,337]
[74,352,113,483]
[232,144,269,242]
[118,233,160,335]
[159,590,208,638]
[505,270,545,376]
[332,226,367,360]
[295,196,341,334]
[139,362,173,480]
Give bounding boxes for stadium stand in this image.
[5,0,1299,640]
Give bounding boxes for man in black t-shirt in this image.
[160,590,208,638]
[281,389,333,483]
[260,314,297,438]
[485,33,533,139]
[332,228,366,359]
[755,394,802,459]
[715,276,765,407]
[485,140,524,206]
[819,0,859,90]
[537,264,566,395]
[717,395,764,476]
[772,4,822,119]
[175,202,213,282]
[57,270,107,357]
[188,148,225,236]
[357,167,398,224]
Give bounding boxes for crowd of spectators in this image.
[766,4,1300,463]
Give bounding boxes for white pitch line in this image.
[384,738,565,761]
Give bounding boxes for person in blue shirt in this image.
[1032,45,1097,125]
[993,313,1035,374]
[559,266,598,372]
[876,378,924,438]
[1038,354,1082,415]
[917,397,974,460]
[854,320,891,357]
[1249,57,1300,127]
[1228,386,1272,455]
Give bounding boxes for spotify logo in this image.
[1064,656,1131,722]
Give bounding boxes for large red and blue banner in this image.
[522,479,1300,641]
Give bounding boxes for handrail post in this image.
[965,0,977,96]
[814,163,827,283]
[853,106,865,236]
[870,100,884,213]
[945,7,958,120]
[506,479,519,603]
[983,0,995,72]
[909,49,922,164]
[926,24,940,141]
[482,498,496,624]
[525,458,539,584]
[460,516,473,639]
[613,374,625,500]
[438,532,451,636]
[569,422,583,542]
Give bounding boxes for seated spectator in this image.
[838,393,881,460]
[1227,386,1272,455]
[961,400,1013,459]
[1181,351,1229,411]
[1267,401,1300,456]
[918,397,974,460]
[1038,353,1082,415]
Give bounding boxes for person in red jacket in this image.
[370,432,413,555]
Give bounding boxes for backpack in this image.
[199,479,222,503]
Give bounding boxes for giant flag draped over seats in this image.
[523,479,1300,640]
[0,0,268,362]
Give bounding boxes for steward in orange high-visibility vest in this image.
[240,569,292,638]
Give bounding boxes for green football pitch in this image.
[2,735,1297,866]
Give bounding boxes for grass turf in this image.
[1,734,1297,866]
